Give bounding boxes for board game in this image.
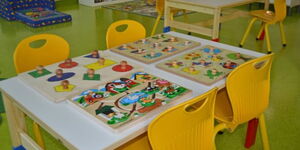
[18,50,143,103]
[109,34,200,64]
[68,72,191,131]
[156,45,256,85]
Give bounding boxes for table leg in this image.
[2,92,26,149]
[212,8,221,42]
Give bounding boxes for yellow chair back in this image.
[106,20,146,48]
[274,0,286,22]
[14,34,70,73]
[226,54,274,125]
[148,88,218,150]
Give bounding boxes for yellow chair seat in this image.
[250,10,276,23]
[215,88,233,124]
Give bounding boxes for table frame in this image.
[1,32,264,150]
[164,0,269,41]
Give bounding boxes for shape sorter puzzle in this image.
[156,45,256,85]
[110,33,200,64]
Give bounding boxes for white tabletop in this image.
[0,32,264,150]
[168,0,262,8]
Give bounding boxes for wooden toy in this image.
[83,69,100,81]
[59,58,78,68]
[28,65,52,78]
[112,61,133,72]
[69,72,191,131]
[110,34,200,63]
[17,51,143,102]
[85,50,100,58]
[156,45,255,85]
[54,80,76,92]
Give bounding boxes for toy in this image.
[83,69,101,80]
[54,80,75,92]
[48,69,75,82]
[0,0,72,28]
[70,72,191,130]
[110,34,200,63]
[112,61,133,72]
[18,51,143,102]
[157,45,255,85]
[85,57,116,70]
[28,65,52,78]
[85,50,100,58]
[59,58,78,68]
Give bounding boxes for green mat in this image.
[103,0,188,19]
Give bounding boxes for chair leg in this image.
[151,13,162,36]
[244,118,259,148]
[239,18,257,47]
[33,122,45,149]
[279,21,287,47]
[259,114,270,150]
[256,23,265,40]
[264,24,272,53]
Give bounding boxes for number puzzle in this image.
[68,72,191,131]
[109,34,200,63]
[17,51,143,102]
[156,45,256,85]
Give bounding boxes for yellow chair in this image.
[215,54,274,149]
[239,0,287,53]
[151,0,187,36]
[14,34,70,73]
[106,20,146,48]
[14,34,70,149]
[148,88,226,150]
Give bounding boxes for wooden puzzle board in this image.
[110,34,200,63]
[68,72,191,132]
[156,45,256,85]
[18,51,143,103]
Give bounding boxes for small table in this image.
[0,32,264,150]
[164,0,269,41]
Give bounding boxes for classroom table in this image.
[164,0,270,41]
[0,32,264,150]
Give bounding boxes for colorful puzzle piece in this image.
[28,69,51,78]
[83,74,101,80]
[54,84,75,92]
[85,59,116,70]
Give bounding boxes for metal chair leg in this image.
[151,13,162,36]
[264,24,272,53]
[259,114,270,150]
[240,18,257,47]
[279,21,287,47]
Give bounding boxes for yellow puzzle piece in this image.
[182,67,200,75]
[85,59,116,70]
[54,85,76,92]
